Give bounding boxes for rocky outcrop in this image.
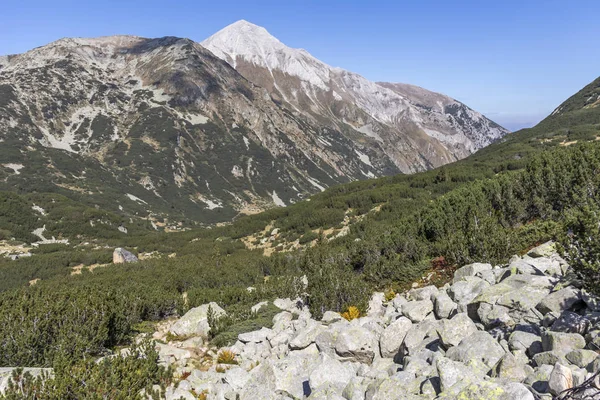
[142,242,600,399]
[112,247,138,264]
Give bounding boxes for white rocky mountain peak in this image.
[202,20,509,172]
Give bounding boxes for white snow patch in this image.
[243,137,250,150]
[3,163,24,174]
[271,191,286,207]
[125,193,148,204]
[354,150,373,167]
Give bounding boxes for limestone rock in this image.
[437,312,478,349]
[379,316,412,358]
[112,247,138,264]
[434,291,457,319]
[334,325,378,364]
[446,331,506,372]
[401,299,434,323]
[548,363,573,396]
[169,302,226,337]
[536,287,583,315]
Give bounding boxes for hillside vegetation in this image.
[1,76,600,398]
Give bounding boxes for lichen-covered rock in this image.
[446,331,506,373]
[536,287,583,315]
[541,331,586,354]
[437,312,478,349]
[490,353,533,382]
[565,349,600,369]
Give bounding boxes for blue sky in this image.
[2,0,599,131]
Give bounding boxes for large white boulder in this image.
[169,302,226,337]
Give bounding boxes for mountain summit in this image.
[203,20,509,172]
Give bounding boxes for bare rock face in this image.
[112,247,138,264]
[202,20,508,175]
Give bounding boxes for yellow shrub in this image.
[215,365,227,373]
[217,349,238,365]
[384,289,396,302]
[341,306,360,321]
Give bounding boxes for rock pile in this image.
[156,242,600,399]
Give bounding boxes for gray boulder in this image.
[169,302,226,337]
[446,331,506,373]
[309,354,355,392]
[527,241,556,258]
[379,316,412,358]
[490,352,533,382]
[550,311,590,335]
[533,351,569,367]
[367,292,386,317]
[453,263,493,283]
[436,357,485,393]
[565,349,600,369]
[448,276,490,305]
[407,285,438,301]
[508,331,543,357]
[548,363,573,396]
[402,299,434,323]
[113,247,138,263]
[437,313,478,349]
[477,303,514,328]
[334,325,378,364]
[541,331,586,354]
[536,287,583,315]
[434,291,457,319]
[238,327,273,344]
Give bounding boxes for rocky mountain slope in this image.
[202,20,508,173]
[0,26,507,227]
[0,36,397,226]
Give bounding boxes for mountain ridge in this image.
[202,20,508,172]
[1,23,507,228]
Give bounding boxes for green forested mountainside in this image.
[3,141,600,369]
